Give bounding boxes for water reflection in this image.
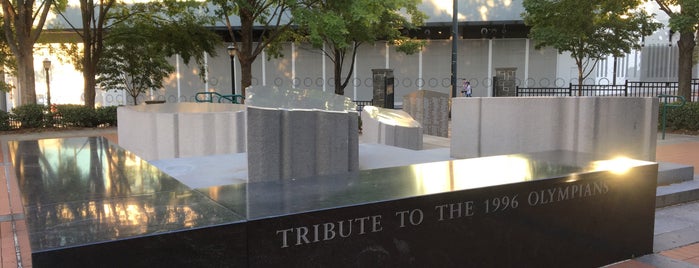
[10,137,239,250]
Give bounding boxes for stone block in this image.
[117,103,246,161]
[245,86,359,182]
[361,106,423,150]
[450,97,658,161]
[402,89,450,137]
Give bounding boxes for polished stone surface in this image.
[9,137,658,267]
[9,137,246,266]
[234,154,658,267]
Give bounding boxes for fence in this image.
[516,79,699,102]
[352,100,373,112]
[5,114,114,130]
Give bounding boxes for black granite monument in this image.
[9,137,657,267]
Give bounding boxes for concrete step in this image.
[658,162,695,186]
[656,175,699,208]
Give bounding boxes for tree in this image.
[59,0,216,107]
[522,0,661,90]
[293,0,426,95]
[655,0,699,102]
[97,2,220,105]
[0,19,15,93]
[77,0,115,108]
[212,0,309,101]
[1,0,65,104]
[97,27,174,105]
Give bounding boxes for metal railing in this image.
[516,79,699,101]
[195,92,245,104]
[352,100,373,112]
[658,95,687,140]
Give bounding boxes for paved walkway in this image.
[0,128,698,267]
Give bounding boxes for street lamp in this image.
[43,58,51,107]
[227,44,238,96]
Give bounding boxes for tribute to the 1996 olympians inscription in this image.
[275,181,610,248]
[527,181,609,206]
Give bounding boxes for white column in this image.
[176,54,181,102]
[353,50,357,100]
[385,42,390,68]
[292,43,296,88]
[419,48,423,88]
[262,50,267,86]
[524,39,530,87]
[322,43,326,92]
[488,40,493,97]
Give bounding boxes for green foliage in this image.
[660,102,699,131]
[657,0,699,33]
[54,104,99,127]
[293,0,426,94]
[522,0,662,83]
[96,2,220,105]
[12,104,48,129]
[96,106,118,126]
[0,110,10,131]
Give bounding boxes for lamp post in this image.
[227,44,238,96]
[43,58,51,107]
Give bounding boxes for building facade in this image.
[1,0,695,109]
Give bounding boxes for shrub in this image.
[12,104,48,128]
[0,110,10,131]
[54,104,99,127]
[659,101,699,131]
[96,106,118,126]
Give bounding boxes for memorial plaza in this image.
[0,121,698,267]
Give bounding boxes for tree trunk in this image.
[677,30,695,102]
[237,3,255,103]
[16,50,37,104]
[6,22,38,105]
[577,59,584,96]
[334,50,343,95]
[82,40,97,108]
[2,0,51,105]
[83,68,97,108]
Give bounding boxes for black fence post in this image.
[568,83,573,96]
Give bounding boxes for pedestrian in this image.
[462,80,472,97]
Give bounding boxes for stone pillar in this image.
[372,69,394,108]
[247,107,359,182]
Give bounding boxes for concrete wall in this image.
[450,97,658,161]
[118,103,246,161]
[246,107,359,182]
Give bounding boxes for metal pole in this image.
[230,54,236,95]
[451,0,458,98]
[43,58,51,107]
[45,68,51,107]
[613,56,617,85]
